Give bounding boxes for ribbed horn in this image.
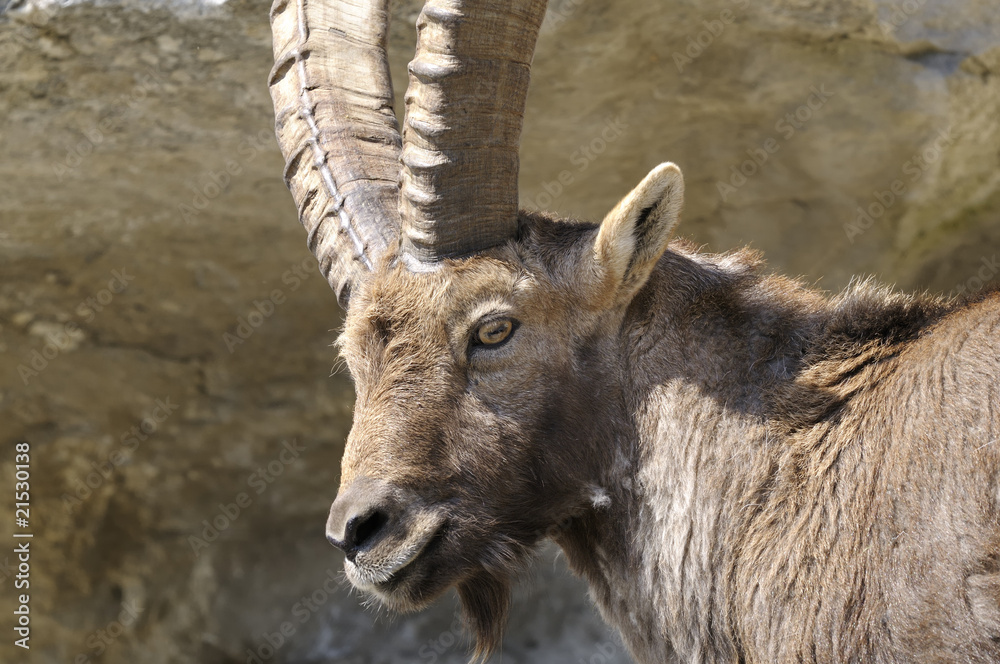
[399,0,549,265]
[269,0,401,307]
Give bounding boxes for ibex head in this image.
[269,0,682,655]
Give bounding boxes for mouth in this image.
[345,519,447,598]
[375,526,446,593]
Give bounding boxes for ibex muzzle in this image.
[327,477,447,593]
[269,0,1000,662]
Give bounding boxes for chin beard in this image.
[453,529,543,661]
[457,571,513,663]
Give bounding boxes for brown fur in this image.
[332,167,1000,663]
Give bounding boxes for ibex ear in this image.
[591,162,684,306]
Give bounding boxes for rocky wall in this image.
[0,0,997,662]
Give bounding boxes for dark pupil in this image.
[481,320,510,344]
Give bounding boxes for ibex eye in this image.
[473,318,517,348]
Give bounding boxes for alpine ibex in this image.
[268,0,1000,661]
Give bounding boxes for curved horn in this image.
[269,0,401,307]
[399,0,549,265]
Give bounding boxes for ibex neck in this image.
[555,247,817,663]
[550,245,959,664]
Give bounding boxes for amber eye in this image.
[473,318,516,347]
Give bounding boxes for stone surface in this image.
[0,0,997,662]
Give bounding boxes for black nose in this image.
[326,478,395,561]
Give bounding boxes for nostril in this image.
[327,479,400,560]
[346,510,389,552]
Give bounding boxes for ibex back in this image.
[267,0,1000,661]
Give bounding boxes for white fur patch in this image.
[589,485,612,509]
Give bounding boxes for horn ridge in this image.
[398,0,549,264]
[269,0,401,307]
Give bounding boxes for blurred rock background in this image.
[0,0,996,662]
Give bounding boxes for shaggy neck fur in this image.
[552,244,997,663]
